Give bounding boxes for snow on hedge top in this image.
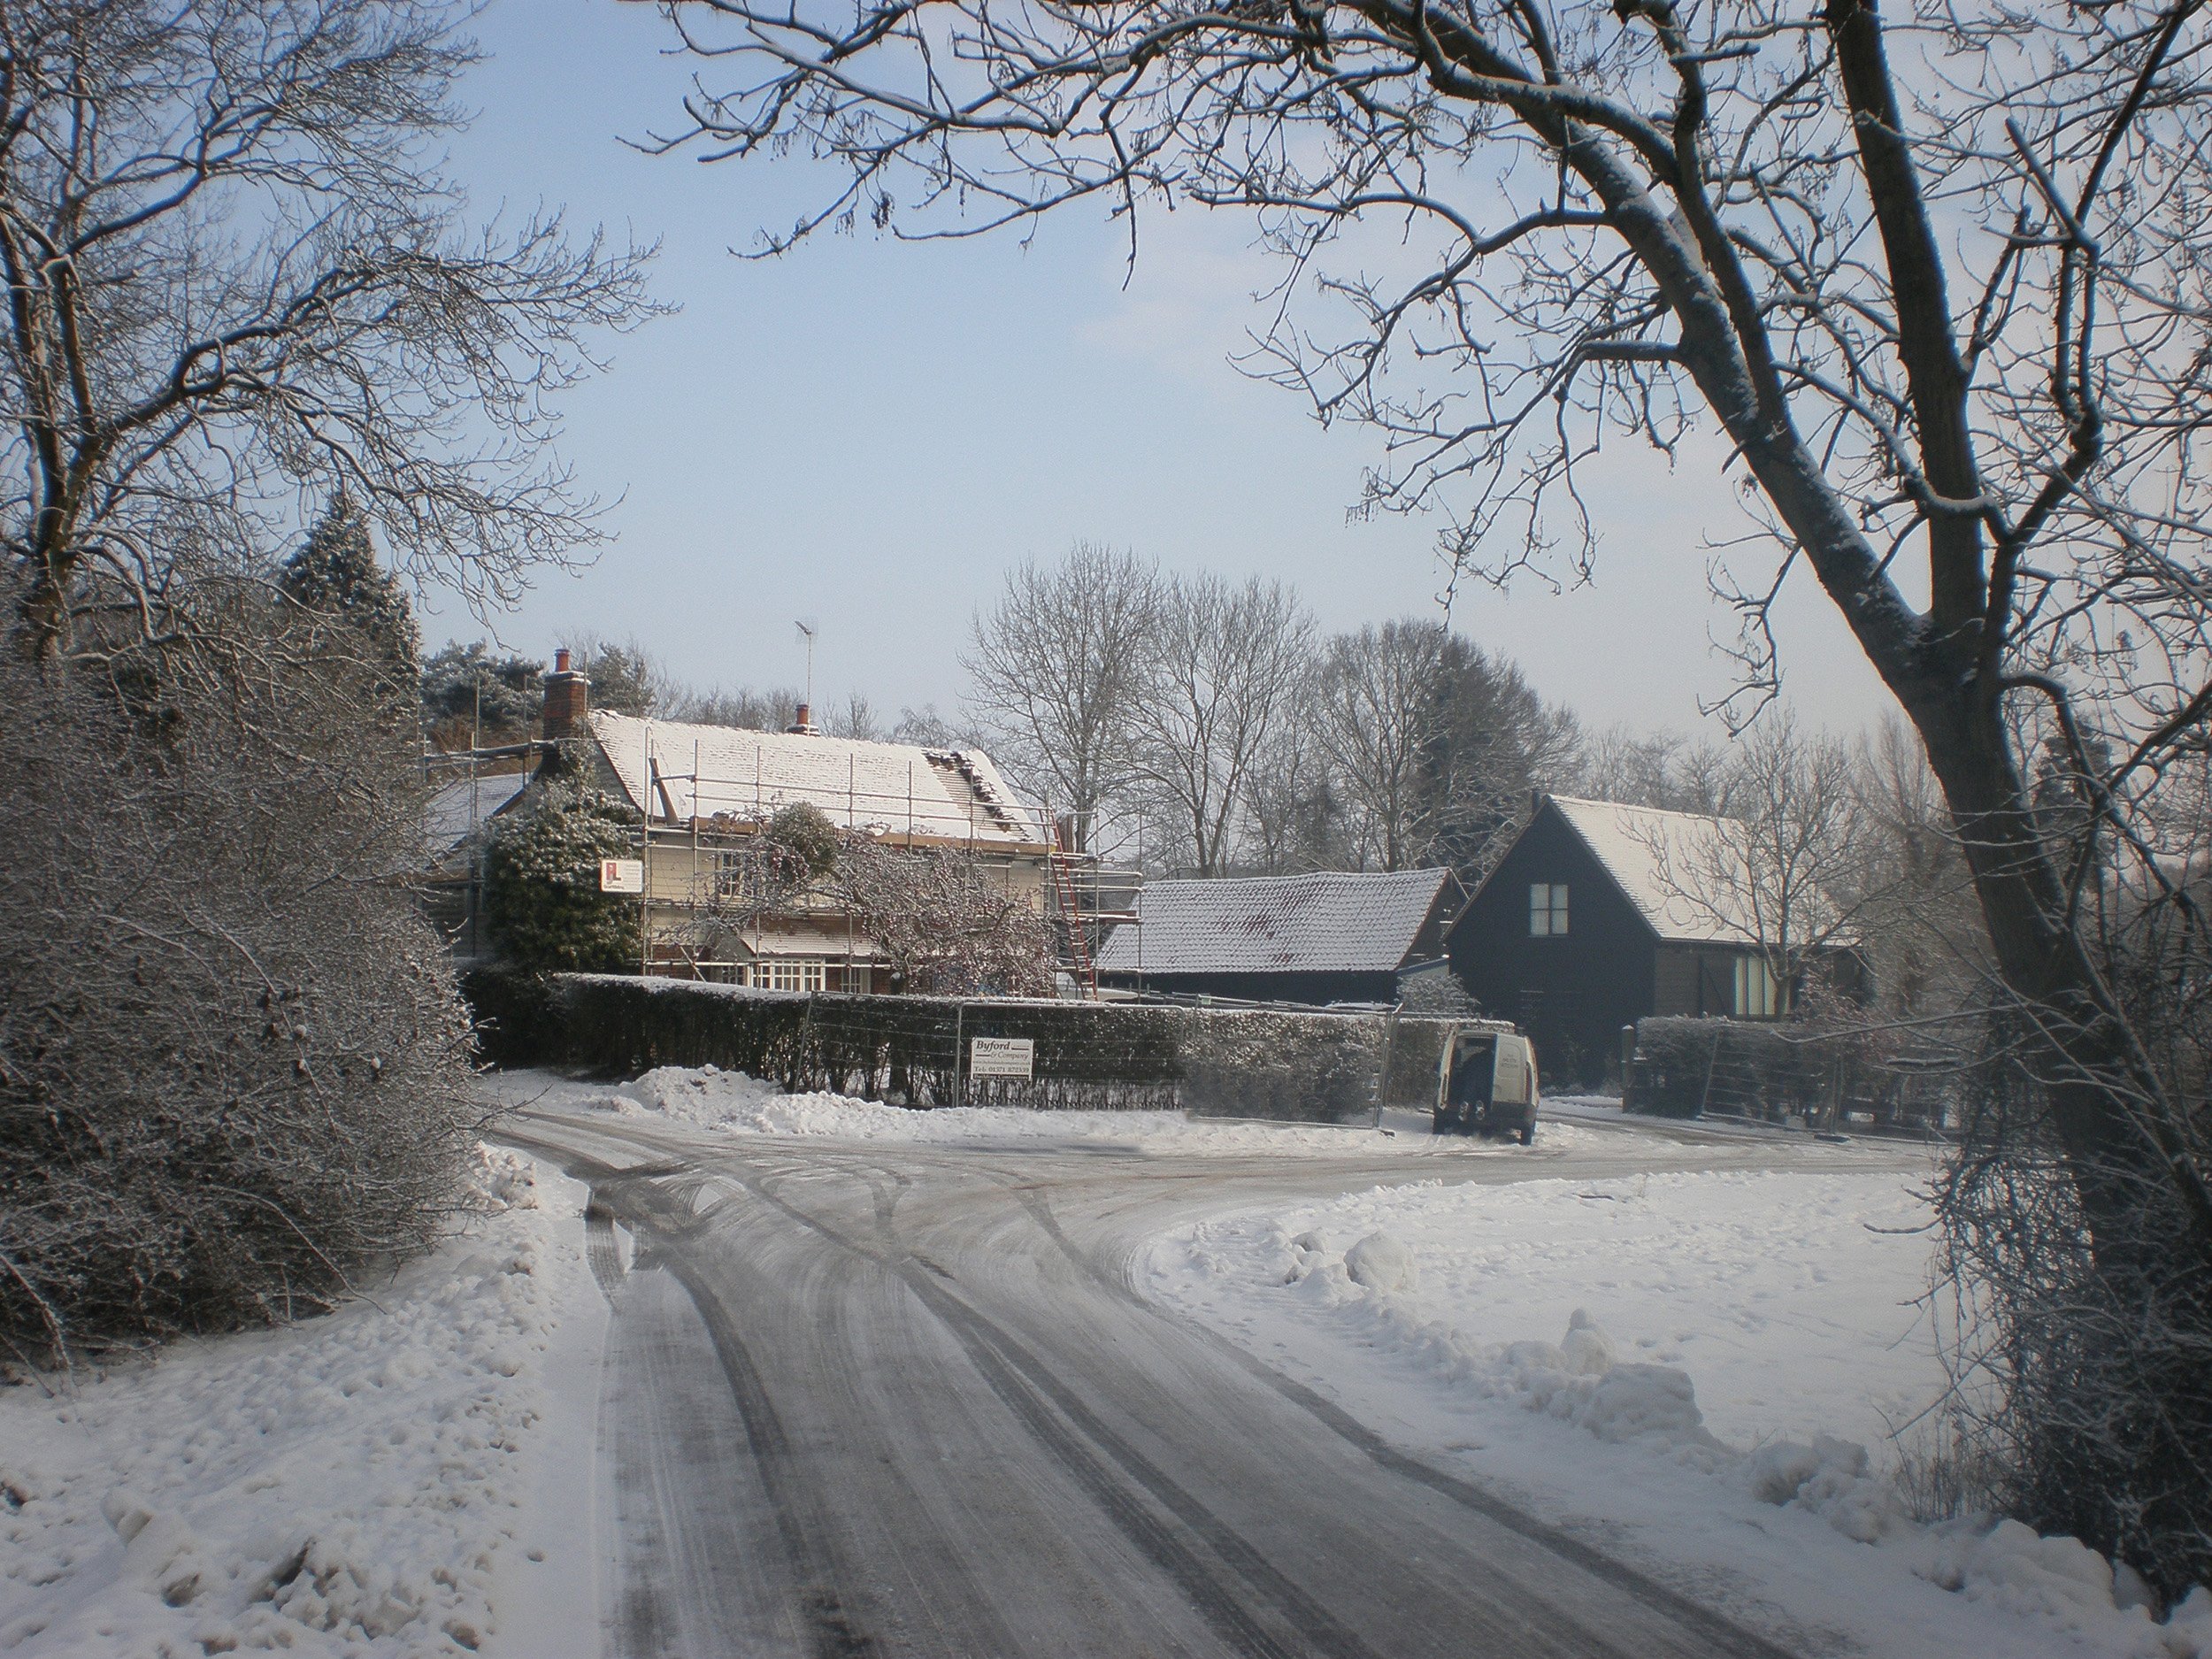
[1094,868,1458,976]
[588,710,1047,849]
[500,1065,1605,1157]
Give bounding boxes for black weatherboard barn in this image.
[1094,868,1465,1007]
[1447,795,1856,1086]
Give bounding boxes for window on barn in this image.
[1733,954,1779,1019]
[1528,883,1570,936]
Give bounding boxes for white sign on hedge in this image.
[598,858,645,894]
[968,1037,1034,1079]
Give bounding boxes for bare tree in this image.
[1131,572,1312,874]
[1241,708,1351,873]
[1636,715,1878,1016]
[832,839,1056,995]
[1850,718,1993,1023]
[1312,620,1451,870]
[1,0,657,658]
[646,0,2212,1578]
[1570,727,1729,814]
[674,683,807,733]
[826,694,882,741]
[962,543,1159,852]
[889,703,979,748]
[1425,639,1580,879]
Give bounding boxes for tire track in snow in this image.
[501,1110,1878,1656]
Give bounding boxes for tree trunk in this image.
[1897,679,2205,1244]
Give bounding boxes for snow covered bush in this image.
[1934,1039,2212,1606]
[0,588,480,1356]
[480,777,642,972]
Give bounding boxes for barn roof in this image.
[587,710,1046,849]
[1093,868,1461,977]
[1542,795,1848,947]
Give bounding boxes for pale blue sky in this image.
[428,0,1898,738]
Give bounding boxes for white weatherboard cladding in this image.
[590,710,1044,849]
[1094,869,1454,977]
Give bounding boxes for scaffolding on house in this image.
[626,737,1140,998]
[418,724,1145,996]
[420,733,538,962]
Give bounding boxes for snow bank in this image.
[1271,1237,1732,1462]
[498,1064,1611,1157]
[1154,1170,2212,1659]
[0,1146,600,1658]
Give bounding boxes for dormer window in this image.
[1529,883,1570,936]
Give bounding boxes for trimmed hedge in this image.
[465,969,1455,1124]
[1624,1013,1963,1131]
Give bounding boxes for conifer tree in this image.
[481,782,642,972]
[280,493,421,686]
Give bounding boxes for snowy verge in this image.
[0,1147,606,1659]
[1147,1169,2212,1659]
[486,1063,1617,1157]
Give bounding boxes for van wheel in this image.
[1517,1125,1535,1147]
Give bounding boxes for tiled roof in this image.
[425,772,529,859]
[1094,868,1459,976]
[588,711,1046,850]
[1544,795,1848,946]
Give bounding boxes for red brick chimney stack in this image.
[542,648,589,741]
[787,701,819,736]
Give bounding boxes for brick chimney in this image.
[542,648,589,741]
[786,701,819,736]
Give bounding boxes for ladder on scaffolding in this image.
[1048,830,1098,999]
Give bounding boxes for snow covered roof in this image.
[425,772,529,859]
[1542,795,1754,944]
[587,710,1047,850]
[1542,795,1842,947]
[1093,868,1460,977]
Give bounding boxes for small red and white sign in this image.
[598,858,645,894]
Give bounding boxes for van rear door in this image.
[1494,1037,1529,1105]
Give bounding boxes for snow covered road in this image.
[500,1099,1928,1659]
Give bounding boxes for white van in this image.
[1433,1023,1541,1144]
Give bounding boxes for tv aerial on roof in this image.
[795,619,818,710]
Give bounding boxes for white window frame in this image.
[764,958,827,994]
[1528,882,1570,936]
[712,846,756,902]
[1733,954,1779,1019]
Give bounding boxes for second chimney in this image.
[542,648,589,741]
